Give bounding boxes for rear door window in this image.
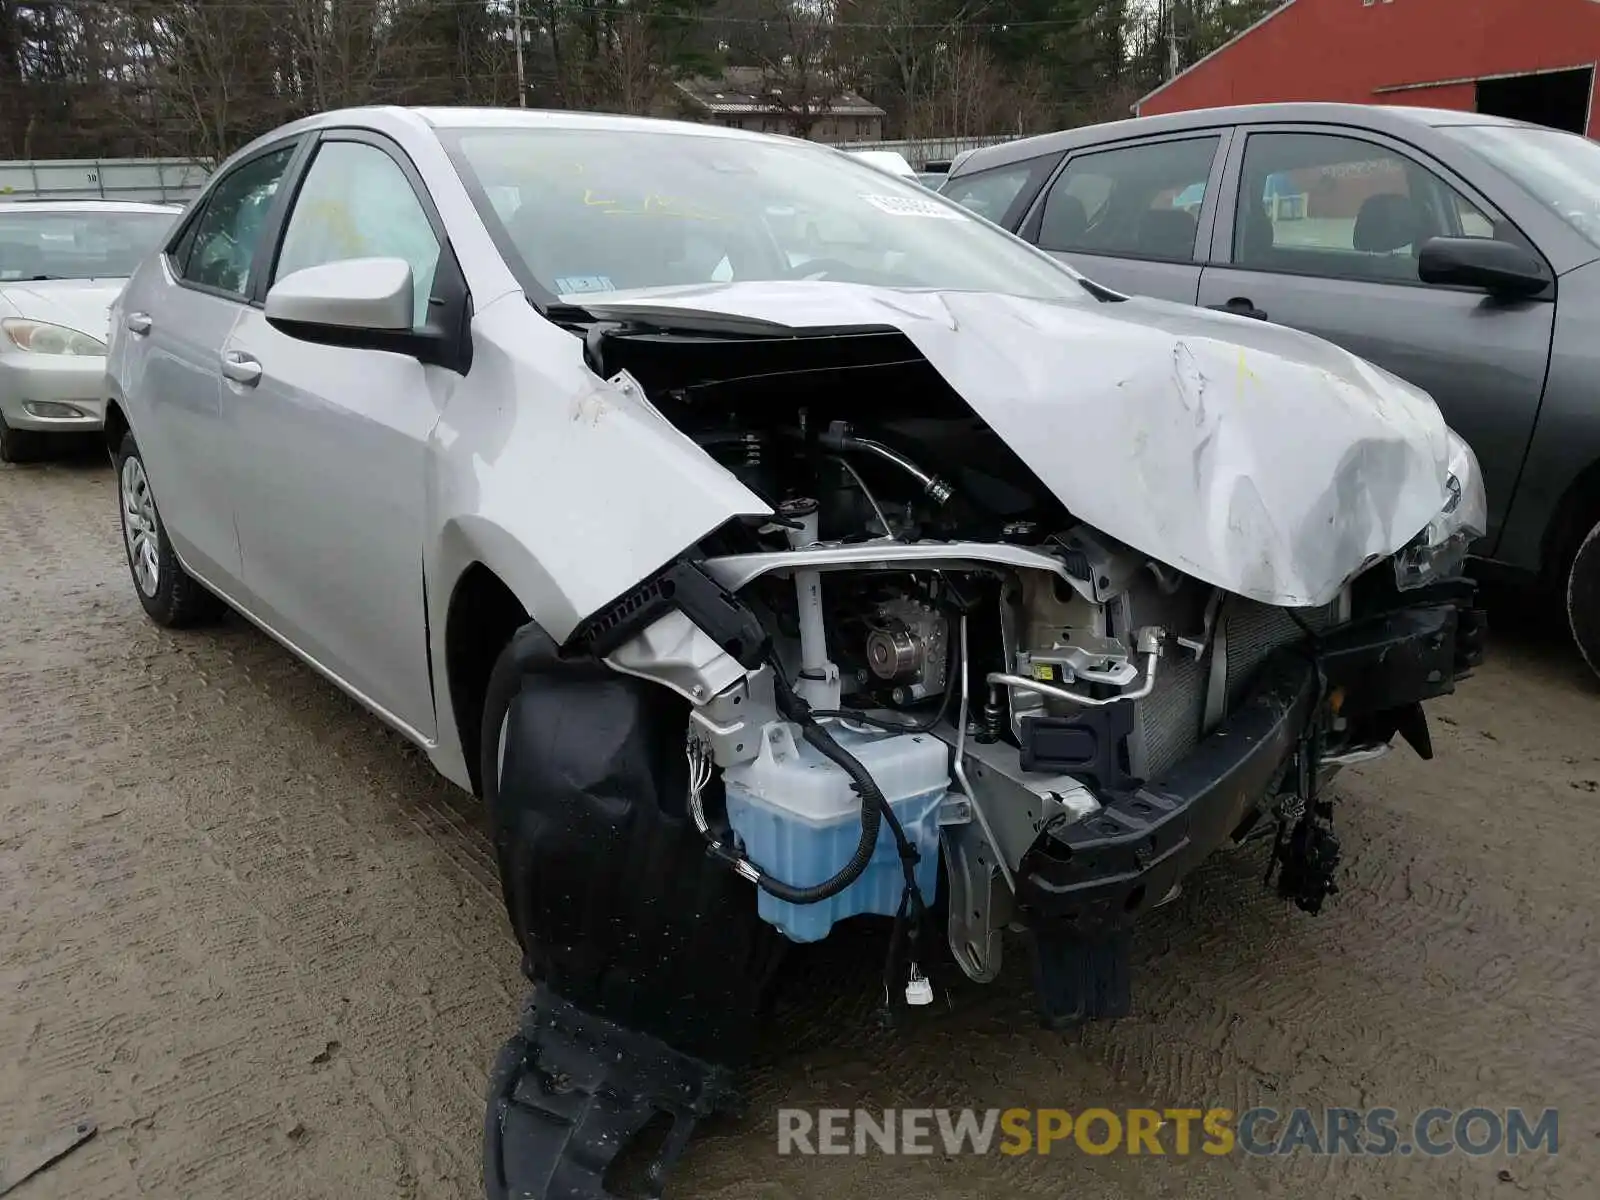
[181,145,298,298]
[1036,136,1222,262]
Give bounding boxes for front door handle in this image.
[125,312,152,335]
[1207,296,1269,321]
[221,350,262,386]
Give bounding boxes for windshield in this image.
[440,126,1090,303]
[1440,124,1600,249]
[0,210,176,281]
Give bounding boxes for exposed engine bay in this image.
[591,332,1340,964]
[484,319,1487,1200]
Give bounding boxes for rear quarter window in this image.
[943,159,1049,226]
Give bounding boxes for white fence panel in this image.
[0,158,212,204]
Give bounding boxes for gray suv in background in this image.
[944,103,1600,678]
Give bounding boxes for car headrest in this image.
[1353,193,1422,253]
[1136,208,1198,259]
[1039,193,1088,248]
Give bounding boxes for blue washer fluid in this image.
[722,720,950,943]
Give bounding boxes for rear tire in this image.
[115,430,224,628]
[0,412,43,464]
[1567,518,1600,683]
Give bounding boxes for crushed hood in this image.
[576,281,1478,609]
[0,279,124,344]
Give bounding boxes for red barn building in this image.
[1137,0,1600,137]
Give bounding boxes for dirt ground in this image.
[2,453,1597,1200]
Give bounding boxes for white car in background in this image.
[0,199,181,462]
[847,148,919,183]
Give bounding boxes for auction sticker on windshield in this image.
[555,275,617,294]
[859,194,968,219]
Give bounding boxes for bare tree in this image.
[599,11,664,113]
[903,31,1048,141]
[723,0,840,138]
[139,1,275,162]
[280,0,392,113]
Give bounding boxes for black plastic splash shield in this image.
[484,623,781,1197]
[489,624,780,1066]
[485,985,739,1200]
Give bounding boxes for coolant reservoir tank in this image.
[722,721,950,943]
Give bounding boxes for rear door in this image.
[1196,124,1555,548]
[1014,129,1233,304]
[118,140,301,587]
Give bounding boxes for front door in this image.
[226,132,457,740]
[1019,130,1232,305]
[1197,126,1554,550]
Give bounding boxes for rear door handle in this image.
[1207,297,1269,321]
[125,312,152,335]
[220,350,262,387]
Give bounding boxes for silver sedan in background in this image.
[0,199,180,462]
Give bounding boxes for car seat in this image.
[1352,193,1423,255]
[1135,208,1199,260]
[1039,193,1089,249]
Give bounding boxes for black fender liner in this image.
[482,622,780,1199]
[485,985,739,1200]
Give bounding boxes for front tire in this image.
[116,431,223,628]
[1568,517,1600,682]
[0,411,42,464]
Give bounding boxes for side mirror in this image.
[266,256,414,333]
[264,255,464,367]
[1417,236,1551,298]
[264,254,471,372]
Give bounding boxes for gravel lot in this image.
[3,454,1597,1200]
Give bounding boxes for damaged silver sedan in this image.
[104,107,1488,1199]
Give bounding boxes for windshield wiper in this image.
[541,300,598,326]
[1076,276,1127,303]
[539,297,797,339]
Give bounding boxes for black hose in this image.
[752,660,890,906]
[817,426,956,508]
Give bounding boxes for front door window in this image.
[272,140,441,329]
[1231,131,1512,283]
